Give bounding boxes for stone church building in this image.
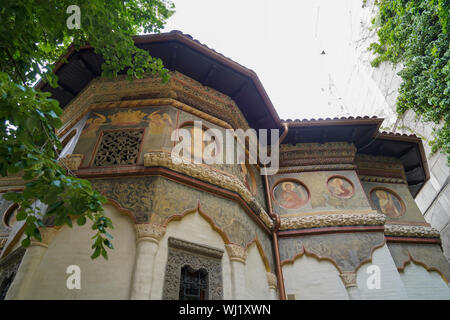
[0,31,449,299]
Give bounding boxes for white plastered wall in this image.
[282,254,348,299]
[399,261,450,299]
[24,203,136,299]
[356,244,408,299]
[243,242,273,299]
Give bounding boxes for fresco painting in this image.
[370,188,404,218]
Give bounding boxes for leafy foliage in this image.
[369,0,449,161]
[0,1,174,259]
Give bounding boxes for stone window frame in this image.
[162,237,224,300]
[0,247,25,299]
[89,128,145,167]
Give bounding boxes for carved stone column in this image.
[129,223,166,300]
[339,272,360,300]
[225,244,248,300]
[266,272,278,300]
[5,227,58,300]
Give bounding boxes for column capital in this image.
[225,244,248,264]
[59,154,84,171]
[135,223,166,244]
[266,272,277,289]
[30,227,59,248]
[339,272,357,288]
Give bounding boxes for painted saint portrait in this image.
[272,180,309,210]
[327,176,354,199]
[370,189,404,218]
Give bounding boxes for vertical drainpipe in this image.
[263,122,288,300]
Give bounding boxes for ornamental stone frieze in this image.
[225,244,248,264]
[358,176,406,184]
[279,211,386,231]
[134,223,166,244]
[143,151,274,229]
[384,224,440,239]
[279,142,356,166]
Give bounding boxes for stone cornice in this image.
[358,175,407,184]
[57,71,249,137]
[277,164,356,173]
[280,142,356,166]
[279,212,386,231]
[143,151,274,229]
[384,224,440,239]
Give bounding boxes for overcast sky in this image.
[162,0,376,120]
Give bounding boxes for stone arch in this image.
[152,201,233,299]
[399,260,450,299]
[281,249,348,299]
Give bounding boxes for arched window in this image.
[179,266,208,300]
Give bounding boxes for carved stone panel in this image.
[162,237,224,300]
[0,247,25,299]
[93,129,144,166]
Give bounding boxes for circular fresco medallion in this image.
[370,188,405,218]
[327,176,354,199]
[240,164,256,195]
[272,180,309,210]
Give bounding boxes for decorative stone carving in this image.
[225,244,248,264]
[278,164,356,173]
[280,142,356,166]
[384,224,440,238]
[58,154,84,171]
[30,227,59,248]
[339,272,357,288]
[266,272,277,289]
[359,176,406,184]
[279,212,386,231]
[134,223,166,244]
[144,151,273,229]
[163,237,224,300]
[94,129,143,166]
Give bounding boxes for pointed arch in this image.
[163,200,231,245]
[244,236,272,272]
